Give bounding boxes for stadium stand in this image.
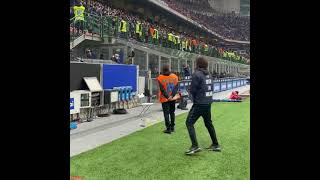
[162,0,250,41]
[70,0,250,64]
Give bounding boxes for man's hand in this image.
[167,96,173,101]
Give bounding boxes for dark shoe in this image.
[206,144,221,152]
[163,129,171,134]
[185,146,201,155]
[180,107,188,110]
[170,127,175,132]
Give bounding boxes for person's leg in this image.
[182,97,188,109]
[81,21,87,34]
[169,101,176,131]
[178,96,187,109]
[185,105,201,147]
[161,102,171,131]
[78,21,83,35]
[75,21,80,36]
[145,35,148,43]
[148,36,152,44]
[177,96,183,109]
[201,104,219,146]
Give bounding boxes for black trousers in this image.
[168,41,174,48]
[161,101,176,130]
[136,33,141,41]
[178,96,187,108]
[74,20,84,36]
[186,104,219,147]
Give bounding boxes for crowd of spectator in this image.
[163,0,250,41]
[70,0,250,64]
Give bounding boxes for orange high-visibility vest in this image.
[157,73,178,103]
[192,39,197,46]
[149,27,155,37]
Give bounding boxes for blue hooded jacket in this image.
[190,68,213,104]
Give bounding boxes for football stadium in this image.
[70,0,250,179]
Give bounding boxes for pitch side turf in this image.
[71,99,250,180]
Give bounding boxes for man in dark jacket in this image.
[185,57,221,155]
[177,64,190,110]
[183,64,191,78]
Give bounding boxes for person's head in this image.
[235,91,239,94]
[162,64,170,75]
[196,57,208,69]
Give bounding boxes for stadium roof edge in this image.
[148,0,250,45]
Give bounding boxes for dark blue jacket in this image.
[183,67,191,77]
[190,68,213,105]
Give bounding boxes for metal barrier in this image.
[150,77,248,96]
[213,78,248,93]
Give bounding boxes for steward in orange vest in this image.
[156,64,179,133]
